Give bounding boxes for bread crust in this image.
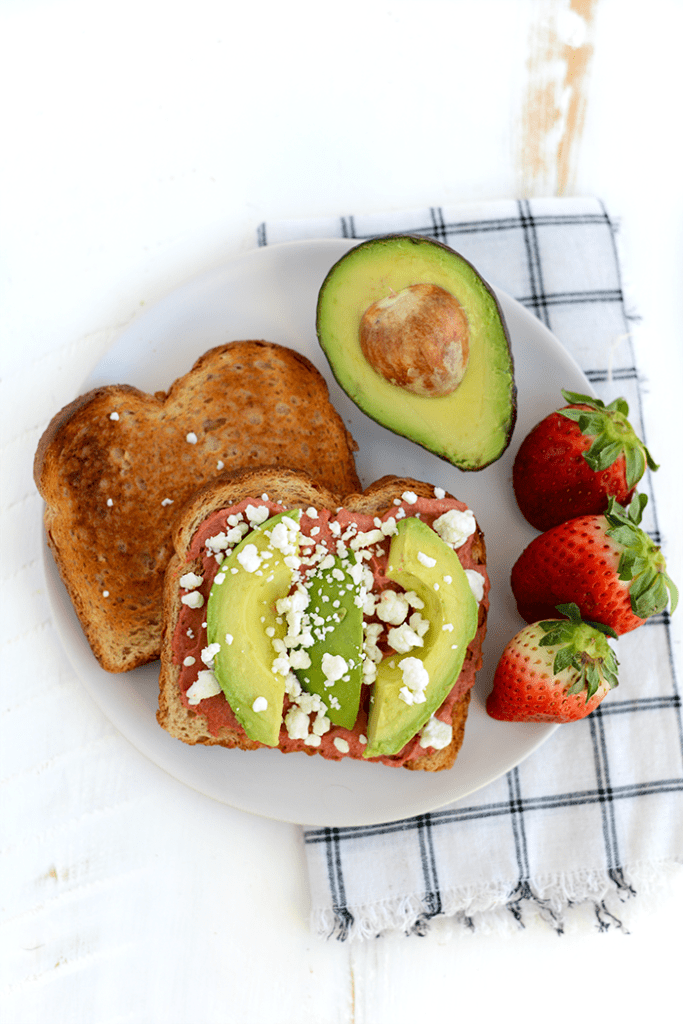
[34,342,360,673]
[158,469,488,772]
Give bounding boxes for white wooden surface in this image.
[2,1,682,1021]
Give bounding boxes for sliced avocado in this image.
[316,234,516,470]
[295,555,363,728]
[363,516,479,759]
[206,511,301,746]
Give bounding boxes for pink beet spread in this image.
[171,493,489,767]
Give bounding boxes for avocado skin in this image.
[363,516,479,760]
[316,234,517,471]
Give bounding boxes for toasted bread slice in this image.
[34,342,360,673]
[158,468,488,772]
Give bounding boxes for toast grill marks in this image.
[157,472,489,772]
[34,342,361,673]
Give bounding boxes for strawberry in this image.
[510,494,678,635]
[512,389,658,531]
[486,603,619,723]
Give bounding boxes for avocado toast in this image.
[158,468,489,771]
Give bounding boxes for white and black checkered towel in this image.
[259,198,682,939]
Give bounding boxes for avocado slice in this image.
[316,234,516,470]
[363,516,479,760]
[294,555,364,728]
[206,511,301,746]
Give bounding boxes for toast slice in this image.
[158,468,488,772]
[34,342,360,673]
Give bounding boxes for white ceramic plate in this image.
[44,238,593,827]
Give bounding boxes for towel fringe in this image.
[312,861,681,941]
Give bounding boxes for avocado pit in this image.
[359,283,470,397]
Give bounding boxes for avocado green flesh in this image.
[316,235,516,470]
[207,512,300,747]
[295,556,363,729]
[363,517,479,760]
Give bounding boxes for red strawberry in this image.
[510,494,678,635]
[513,390,658,531]
[486,603,619,723]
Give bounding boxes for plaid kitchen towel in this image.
[258,198,682,939]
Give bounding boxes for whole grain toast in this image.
[34,342,360,673]
[158,468,488,772]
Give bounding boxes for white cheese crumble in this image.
[181,591,204,609]
[420,716,453,750]
[217,460,224,470]
[433,508,477,548]
[376,590,410,625]
[417,551,437,568]
[434,486,445,499]
[102,590,109,598]
[236,543,261,573]
[252,696,268,713]
[333,737,350,754]
[398,657,429,706]
[186,670,221,705]
[322,653,349,685]
[183,656,196,666]
[401,491,418,504]
[109,411,119,421]
[106,498,113,507]
[201,642,221,668]
[161,498,174,507]
[465,570,486,602]
[180,571,203,590]
[186,432,198,444]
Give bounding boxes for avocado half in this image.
[316,234,517,471]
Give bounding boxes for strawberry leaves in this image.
[558,390,658,488]
[538,603,619,701]
[604,496,679,618]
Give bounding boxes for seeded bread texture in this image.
[34,342,360,673]
[158,469,488,772]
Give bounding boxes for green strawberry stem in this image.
[539,603,619,701]
[558,389,658,487]
[604,496,679,618]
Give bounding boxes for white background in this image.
[2,1,682,1021]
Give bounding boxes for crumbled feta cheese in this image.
[186,432,198,444]
[284,706,310,740]
[186,670,221,705]
[376,590,410,625]
[180,572,203,590]
[201,642,221,668]
[205,532,231,552]
[217,460,224,470]
[387,622,424,654]
[225,633,233,645]
[434,486,445,499]
[237,543,261,573]
[322,653,348,684]
[252,696,268,713]
[246,504,270,526]
[417,551,437,568]
[350,529,384,550]
[181,591,204,609]
[183,656,196,666]
[102,590,109,598]
[465,569,486,602]
[398,657,429,705]
[106,498,113,507]
[402,491,418,504]
[433,508,477,548]
[334,737,350,754]
[161,498,174,507]
[109,411,119,421]
[420,716,452,750]
[306,507,319,519]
